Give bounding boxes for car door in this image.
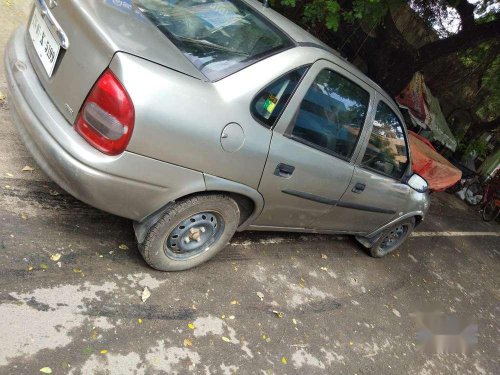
[313,96,412,233]
[253,60,375,230]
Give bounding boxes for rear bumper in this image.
[4,27,205,221]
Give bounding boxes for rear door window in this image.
[135,0,294,81]
[361,101,409,179]
[252,67,308,128]
[290,69,370,160]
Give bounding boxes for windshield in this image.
[135,0,294,80]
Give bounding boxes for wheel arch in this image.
[356,212,424,248]
[133,174,264,244]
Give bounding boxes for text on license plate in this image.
[28,8,61,78]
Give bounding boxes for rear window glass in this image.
[291,69,370,160]
[135,0,294,81]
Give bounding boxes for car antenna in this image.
[263,0,270,8]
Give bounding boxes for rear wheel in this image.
[482,200,500,222]
[139,194,240,271]
[370,217,415,258]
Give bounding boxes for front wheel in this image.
[370,217,415,258]
[139,194,240,271]
[482,200,500,222]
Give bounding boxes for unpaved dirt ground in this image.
[1,2,499,374]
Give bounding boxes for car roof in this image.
[244,0,398,110]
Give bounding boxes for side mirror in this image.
[407,173,429,193]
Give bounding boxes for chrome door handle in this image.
[36,0,70,49]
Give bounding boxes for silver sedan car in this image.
[5,0,429,271]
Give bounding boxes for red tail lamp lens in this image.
[75,70,134,155]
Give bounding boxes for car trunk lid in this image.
[25,0,205,124]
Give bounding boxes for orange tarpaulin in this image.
[409,131,462,191]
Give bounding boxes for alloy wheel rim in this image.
[165,212,225,260]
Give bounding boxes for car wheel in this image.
[139,194,240,271]
[482,200,500,222]
[369,217,415,258]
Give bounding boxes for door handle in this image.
[274,163,295,178]
[352,182,366,193]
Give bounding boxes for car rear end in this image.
[4,0,207,221]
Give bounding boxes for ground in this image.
[0,2,499,374]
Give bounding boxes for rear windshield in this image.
[135,0,294,80]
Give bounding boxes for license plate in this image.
[28,7,61,78]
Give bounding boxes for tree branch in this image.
[453,0,476,31]
[417,17,500,66]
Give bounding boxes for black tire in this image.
[139,194,240,271]
[482,200,500,222]
[464,182,484,206]
[370,217,415,258]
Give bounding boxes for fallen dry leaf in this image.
[299,277,306,288]
[188,323,195,330]
[49,190,60,196]
[73,268,82,273]
[272,310,284,318]
[5,172,13,177]
[22,166,34,172]
[221,336,231,343]
[40,263,49,270]
[100,349,108,354]
[184,338,193,347]
[28,266,33,271]
[39,368,52,374]
[50,253,61,262]
[281,357,287,364]
[230,300,239,305]
[141,287,151,303]
[118,244,129,250]
[320,267,328,271]
[0,91,6,101]
[321,254,328,259]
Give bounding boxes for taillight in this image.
[75,69,134,155]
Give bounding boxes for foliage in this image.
[457,138,489,159]
[280,0,398,31]
[476,53,500,121]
